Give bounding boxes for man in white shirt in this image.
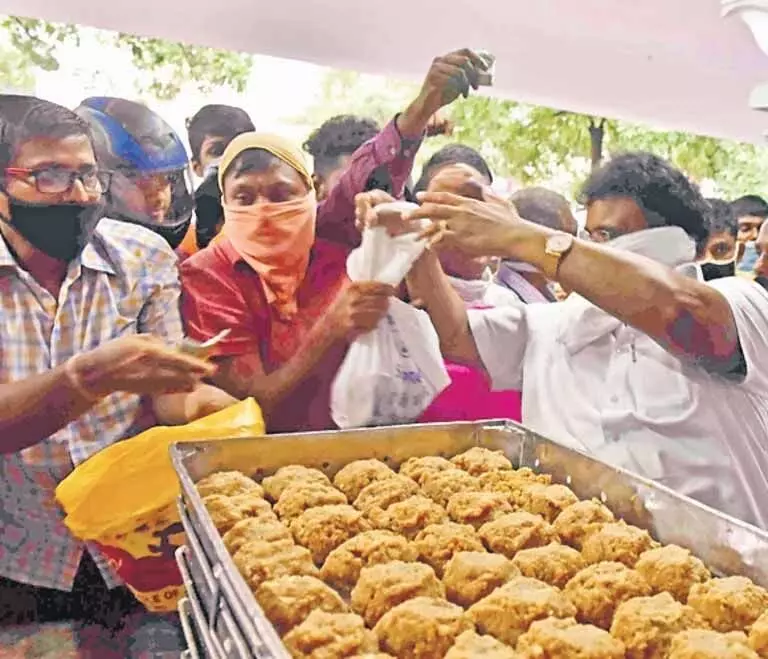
[357,152,768,529]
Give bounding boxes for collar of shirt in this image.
[0,228,116,276]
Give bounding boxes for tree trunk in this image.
[588,118,606,170]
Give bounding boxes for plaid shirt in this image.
[0,218,184,590]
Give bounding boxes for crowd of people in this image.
[0,47,766,641]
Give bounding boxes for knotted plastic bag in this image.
[331,203,450,428]
[56,398,265,612]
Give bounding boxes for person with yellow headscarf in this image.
[180,49,492,432]
[180,132,394,432]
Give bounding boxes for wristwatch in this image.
[544,232,575,279]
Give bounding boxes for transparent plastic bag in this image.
[331,204,450,428]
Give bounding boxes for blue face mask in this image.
[738,241,759,273]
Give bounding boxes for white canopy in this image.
[2,0,768,144]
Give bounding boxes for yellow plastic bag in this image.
[56,398,264,612]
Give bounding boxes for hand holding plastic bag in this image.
[331,203,450,428]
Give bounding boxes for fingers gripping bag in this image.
[55,399,265,612]
[331,202,450,428]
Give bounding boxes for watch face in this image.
[548,233,573,253]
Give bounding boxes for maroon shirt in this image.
[181,118,422,432]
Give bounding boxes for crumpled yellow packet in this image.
[55,398,264,611]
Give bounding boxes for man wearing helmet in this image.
[75,97,195,252]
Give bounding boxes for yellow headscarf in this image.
[218,132,313,192]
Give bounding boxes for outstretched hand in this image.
[406,187,521,258]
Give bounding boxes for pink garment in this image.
[418,361,522,423]
[418,301,522,423]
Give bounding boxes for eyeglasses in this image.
[4,167,112,195]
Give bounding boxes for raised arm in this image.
[317,48,488,248]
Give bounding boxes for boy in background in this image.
[181,105,255,256]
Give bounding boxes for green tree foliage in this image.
[301,69,768,200]
[0,47,35,92]
[0,15,253,99]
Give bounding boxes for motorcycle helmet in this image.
[75,97,193,250]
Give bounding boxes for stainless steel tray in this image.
[177,542,252,658]
[171,419,768,658]
[178,499,266,658]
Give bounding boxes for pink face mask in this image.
[223,192,317,319]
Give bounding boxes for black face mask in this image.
[700,260,736,281]
[152,218,191,251]
[0,195,104,262]
[755,275,768,291]
[194,169,223,249]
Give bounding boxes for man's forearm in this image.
[216,321,344,419]
[506,222,738,362]
[0,367,97,453]
[396,98,434,140]
[407,250,481,365]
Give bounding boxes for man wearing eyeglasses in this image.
[357,151,768,531]
[0,95,235,628]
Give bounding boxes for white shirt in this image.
[468,276,768,529]
[448,275,525,308]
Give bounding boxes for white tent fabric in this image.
[2,0,768,143]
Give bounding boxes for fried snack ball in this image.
[511,543,586,589]
[479,468,551,501]
[196,470,263,499]
[399,456,454,485]
[635,545,710,603]
[413,522,486,577]
[688,577,768,633]
[444,630,519,659]
[516,617,625,659]
[564,562,652,630]
[351,560,446,627]
[581,522,656,568]
[354,475,419,514]
[283,611,379,658]
[468,576,577,646]
[479,512,559,558]
[274,482,347,521]
[450,447,513,476]
[421,469,480,507]
[255,575,348,635]
[262,466,332,502]
[367,496,448,540]
[553,500,615,550]
[234,542,319,592]
[333,459,397,501]
[610,592,710,659]
[446,491,513,530]
[517,484,580,523]
[749,611,768,658]
[374,597,474,659]
[321,530,418,591]
[348,655,395,659]
[443,551,520,608]
[222,517,293,555]
[668,629,758,659]
[290,505,372,564]
[202,492,276,533]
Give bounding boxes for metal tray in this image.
[171,419,768,658]
[177,543,252,658]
